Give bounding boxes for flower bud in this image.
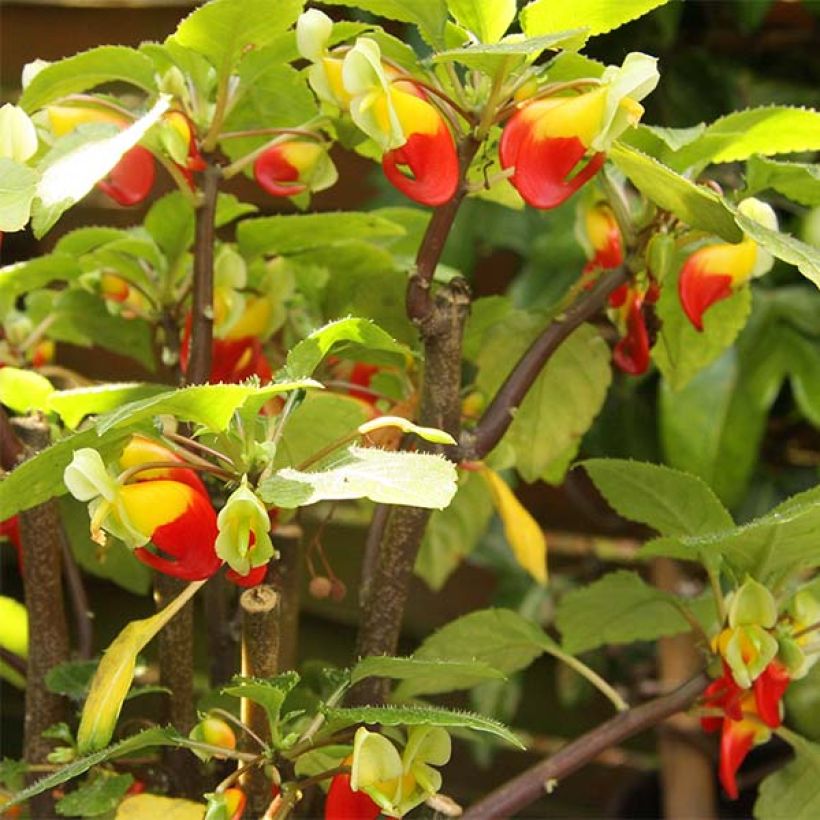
[0,104,38,163]
[189,716,237,760]
[728,577,777,629]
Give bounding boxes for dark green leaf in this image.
[55,773,133,817]
[45,661,98,701]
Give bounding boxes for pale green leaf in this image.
[432,31,586,71]
[0,367,54,414]
[0,158,37,232]
[734,209,820,289]
[477,319,611,483]
[609,143,743,242]
[665,106,820,172]
[0,254,81,312]
[522,0,669,39]
[556,570,694,654]
[326,704,523,748]
[358,416,455,445]
[321,0,449,48]
[143,192,194,266]
[755,732,820,820]
[350,656,504,697]
[19,46,157,112]
[446,0,516,42]
[55,772,133,817]
[222,673,299,744]
[0,596,27,689]
[172,0,304,76]
[258,446,457,509]
[284,317,410,380]
[214,193,257,226]
[2,728,178,811]
[49,384,170,430]
[581,459,733,537]
[745,156,820,207]
[236,212,404,259]
[652,254,752,390]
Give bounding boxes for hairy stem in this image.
[462,674,709,819]
[460,266,629,461]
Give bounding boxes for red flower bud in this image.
[97,145,156,206]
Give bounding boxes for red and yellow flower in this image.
[500,53,658,209]
[579,202,624,272]
[607,280,660,375]
[253,140,337,199]
[678,198,777,331]
[64,437,221,581]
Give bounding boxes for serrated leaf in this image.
[659,350,769,508]
[32,96,171,237]
[0,158,38,232]
[556,570,694,654]
[755,731,820,820]
[326,704,523,748]
[745,156,820,207]
[49,384,170,430]
[0,367,54,414]
[445,0,516,42]
[56,773,133,817]
[78,583,203,753]
[237,212,404,259]
[95,381,317,435]
[283,317,410,380]
[582,458,733,537]
[665,106,820,172]
[522,0,669,39]
[652,253,751,390]
[609,142,743,242]
[172,0,303,76]
[222,673,299,745]
[477,319,611,483]
[734,208,820,289]
[259,446,457,509]
[116,794,206,820]
[321,0,449,48]
[2,727,178,811]
[0,253,81,314]
[351,656,504,697]
[214,193,257,227]
[415,471,493,591]
[19,46,157,112]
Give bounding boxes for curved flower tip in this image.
[678,235,762,331]
[253,141,337,199]
[325,772,381,820]
[612,297,650,375]
[581,203,623,271]
[753,661,790,729]
[381,92,459,207]
[97,145,156,206]
[719,713,758,800]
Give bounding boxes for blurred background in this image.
[2,1,820,816]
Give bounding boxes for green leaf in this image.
[415,471,494,591]
[172,0,304,76]
[222,673,299,745]
[0,158,38,232]
[0,427,132,520]
[0,253,81,314]
[31,96,171,237]
[652,254,752,390]
[755,732,820,820]
[0,367,54,414]
[215,193,257,227]
[284,317,411,380]
[351,656,504,699]
[143,192,194,267]
[734,208,820,289]
[659,350,769,508]
[55,773,133,817]
[556,570,695,654]
[2,727,178,811]
[19,46,157,112]
[45,660,98,701]
[446,0,515,42]
[745,156,820,207]
[321,0,449,48]
[258,446,457,509]
[59,496,152,595]
[78,583,202,752]
[521,0,669,39]
[95,381,317,435]
[326,704,523,748]
[581,459,733,537]
[49,384,170,430]
[665,106,820,172]
[477,320,611,483]
[237,212,404,259]
[609,143,743,242]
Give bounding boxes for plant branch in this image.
[59,525,93,660]
[459,266,629,461]
[462,674,709,820]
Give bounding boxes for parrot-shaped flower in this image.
[579,202,624,272]
[253,140,338,198]
[608,280,660,376]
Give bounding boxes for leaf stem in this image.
[544,646,628,712]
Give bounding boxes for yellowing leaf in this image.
[480,467,547,584]
[116,794,205,820]
[0,595,28,688]
[77,580,205,753]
